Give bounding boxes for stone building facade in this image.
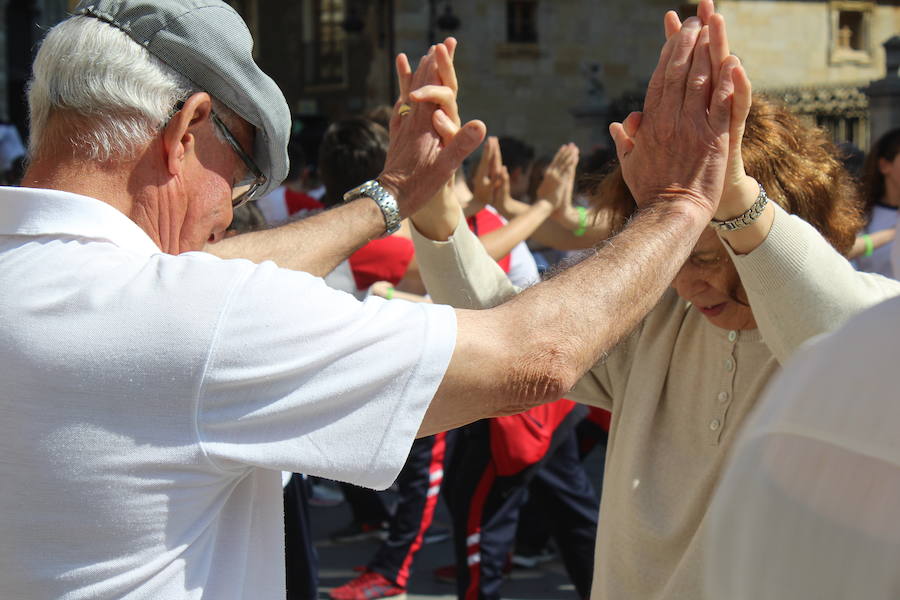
[292,0,900,156]
[2,0,899,155]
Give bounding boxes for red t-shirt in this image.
[467,209,511,273]
[285,189,324,216]
[348,235,415,290]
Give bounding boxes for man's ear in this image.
[879,157,893,177]
[162,92,213,177]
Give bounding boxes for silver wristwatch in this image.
[343,180,401,236]
[710,183,770,232]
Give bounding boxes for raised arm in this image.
[418,15,741,435]
[847,228,895,260]
[488,139,615,250]
[206,39,486,276]
[663,2,900,362]
[477,165,555,259]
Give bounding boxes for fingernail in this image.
[684,16,701,29]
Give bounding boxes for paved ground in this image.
[310,491,577,600]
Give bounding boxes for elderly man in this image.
[0,0,738,598]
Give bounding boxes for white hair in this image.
[27,15,198,163]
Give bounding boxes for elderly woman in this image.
[409,76,900,600]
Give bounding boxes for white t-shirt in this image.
[0,186,457,600]
[705,296,900,599]
[256,185,290,223]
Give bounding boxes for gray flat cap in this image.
[75,0,290,197]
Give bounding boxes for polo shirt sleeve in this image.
[195,259,457,490]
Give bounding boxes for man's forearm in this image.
[503,202,706,378]
[419,201,709,437]
[206,199,384,276]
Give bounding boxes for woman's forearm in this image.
[479,200,554,260]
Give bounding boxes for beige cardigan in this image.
[412,204,900,599]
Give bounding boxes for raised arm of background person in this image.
[847,228,895,260]
[476,144,578,257]
[206,39,485,276]
[488,141,616,251]
[478,200,554,259]
[417,17,739,436]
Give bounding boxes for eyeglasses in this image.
[209,110,266,209]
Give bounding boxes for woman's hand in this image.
[379,38,486,218]
[411,178,462,242]
[609,15,736,225]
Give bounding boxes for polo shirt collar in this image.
[0,186,162,257]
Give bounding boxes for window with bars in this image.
[308,0,347,86]
[507,0,538,44]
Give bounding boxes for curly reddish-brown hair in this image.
[590,94,864,255]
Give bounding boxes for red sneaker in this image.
[329,570,406,600]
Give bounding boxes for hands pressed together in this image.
[379,0,757,243]
[378,38,486,218]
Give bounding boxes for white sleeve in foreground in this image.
[196,261,457,489]
[705,298,900,599]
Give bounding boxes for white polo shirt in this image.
[0,186,457,600]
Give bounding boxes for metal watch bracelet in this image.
[343,179,401,236]
[710,183,770,232]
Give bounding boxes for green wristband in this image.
[573,206,588,237]
[385,286,395,300]
[863,234,874,258]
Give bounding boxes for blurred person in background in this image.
[317,116,451,600]
[487,139,620,252]
[319,117,417,297]
[0,119,26,185]
[429,163,598,600]
[497,136,534,200]
[853,128,900,278]
[256,134,325,224]
[408,11,900,594]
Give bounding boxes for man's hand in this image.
[658,2,767,253]
[660,1,755,222]
[379,39,486,218]
[609,15,738,224]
